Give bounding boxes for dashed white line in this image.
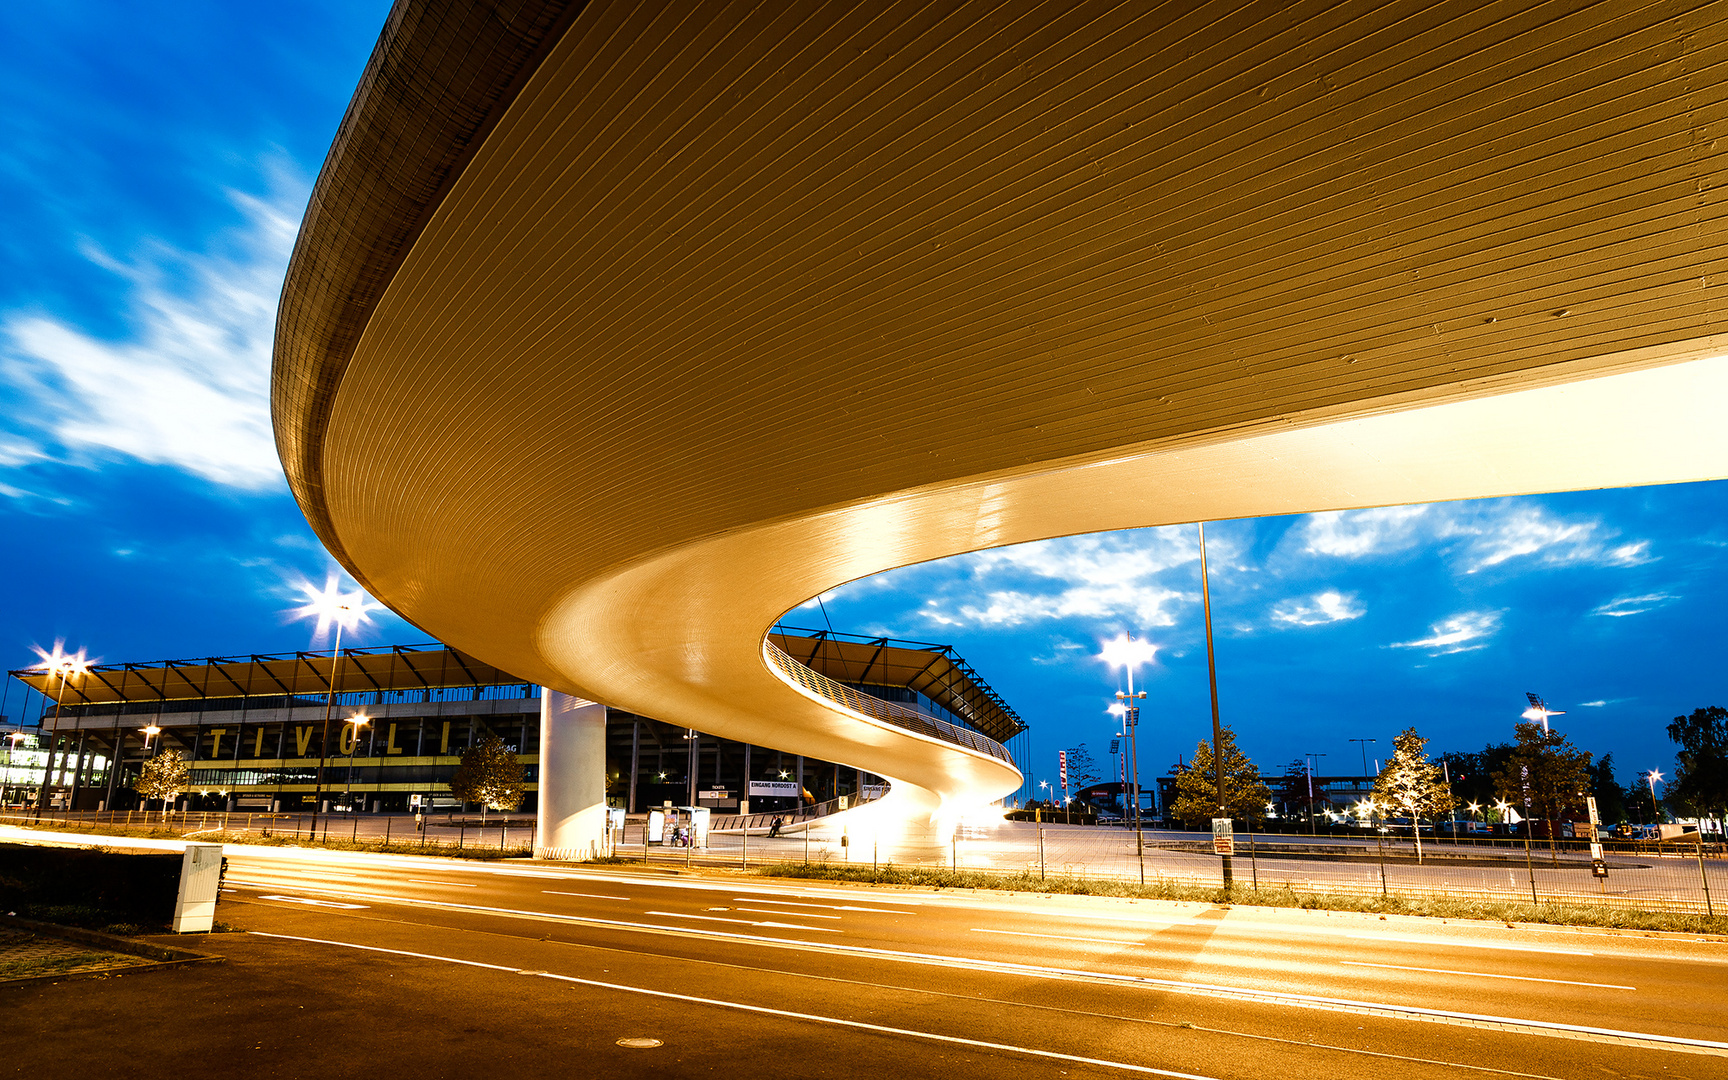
[972,928,1143,946]
[647,910,842,933]
[1341,961,1634,990]
[409,879,478,888]
[736,907,842,920]
[544,890,632,901]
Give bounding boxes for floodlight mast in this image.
[1522,692,1565,733]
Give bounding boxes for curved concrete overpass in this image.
[274,0,1728,826]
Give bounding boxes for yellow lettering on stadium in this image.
[386,723,403,755]
[207,728,228,758]
[440,721,451,755]
[295,726,314,757]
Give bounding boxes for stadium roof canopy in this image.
[273,0,1728,819]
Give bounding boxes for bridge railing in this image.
[763,640,1015,767]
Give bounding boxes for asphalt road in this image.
[207,847,1728,1073]
[6,833,1727,1078]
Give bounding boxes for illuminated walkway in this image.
[273,1,1728,830]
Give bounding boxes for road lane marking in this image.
[734,898,914,915]
[256,894,369,910]
[223,885,1728,1055]
[1341,932,1591,956]
[409,879,478,888]
[736,908,842,920]
[544,890,632,901]
[646,910,842,933]
[972,928,1143,947]
[1340,961,1635,990]
[246,931,1220,1079]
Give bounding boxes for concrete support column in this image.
[535,690,610,861]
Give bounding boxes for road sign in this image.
[1212,817,1234,856]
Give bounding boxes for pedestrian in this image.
[769,816,783,838]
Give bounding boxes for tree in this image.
[1372,727,1455,861]
[1588,753,1628,825]
[1666,706,1728,822]
[1170,726,1271,828]
[134,750,189,819]
[1492,722,1591,862]
[446,735,524,822]
[1062,744,1102,792]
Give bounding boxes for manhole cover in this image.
[617,1038,663,1049]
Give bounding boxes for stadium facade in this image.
[4,628,1029,818]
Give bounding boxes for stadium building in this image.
[4,628,1029,817]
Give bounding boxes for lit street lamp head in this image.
[1098,633,1156,671]
[30,642,93,681]
[290,576,377,639]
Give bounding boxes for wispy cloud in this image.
[1299,506,1429,557]
[1455,507,1652,572]
[1589,593,1677,618]
[2,180,301,490]
[1271,589,1364,627]
[1390,610,1502,655]
[915,530,1198,630]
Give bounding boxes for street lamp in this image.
[290,577,375,837]
[343,712,371,814]
[29,643,93,815]
[1099,632,1155,886]
[139,725,162,815]
[1646,769,1664,823]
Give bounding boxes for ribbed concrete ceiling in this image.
[275,0,1728,816]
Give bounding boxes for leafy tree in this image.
[134,750,189,818]
[1588,753,1628,825]
[1492,722,1592,862]
[1170,726,1271,828]
[446,735,525,822]
[1666,706,1728,822]
[1372,727,1455,860]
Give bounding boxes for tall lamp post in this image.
[29,644,92,816]
[1100,632,1155,886]
[343,712,371,813]
[1305,752,1327,835]
[139,724,161,816]
[1196,521,1232,888]
[1646,769,1663,823]
[291,579,375,839]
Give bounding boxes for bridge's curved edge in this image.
[272,0,1021,818]
[272,0,579,580]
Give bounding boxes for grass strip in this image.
[755,862,1728,935]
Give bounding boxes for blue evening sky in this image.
[2,4,1723,796]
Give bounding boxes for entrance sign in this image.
[1211,817,1234,856]
[748,781,799,797]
